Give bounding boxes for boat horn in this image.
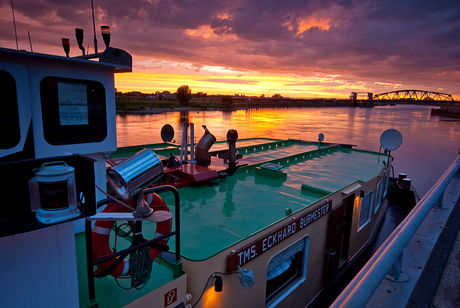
[194,125,216,166]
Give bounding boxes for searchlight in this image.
[106,148,164,217]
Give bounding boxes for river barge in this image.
[0,45,398,308]
[431,103,460,118]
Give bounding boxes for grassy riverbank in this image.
[116,97,246,112]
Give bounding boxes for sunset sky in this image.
[1,0,459,99]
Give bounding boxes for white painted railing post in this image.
[385,252,408,282]
[434,191,447,209]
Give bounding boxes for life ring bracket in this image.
[92,193,173,278]
[86,185,182,302]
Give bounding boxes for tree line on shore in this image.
[116,85,284,111]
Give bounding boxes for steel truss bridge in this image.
[373,90,454,101]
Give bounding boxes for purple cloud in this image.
[1,0,459,96]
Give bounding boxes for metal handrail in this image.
[331,155,460,308]
[85,185,181,305]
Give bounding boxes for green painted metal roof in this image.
[78,139,388,307]
[139,140,388,261]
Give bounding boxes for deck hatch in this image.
[342,183,362,195]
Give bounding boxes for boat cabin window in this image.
[265,236,310,308]
[40,77,107,145]
[358,191,374,230]
[375,180,383,213]
[0,69,20,149]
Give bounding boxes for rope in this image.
[93,185,154,290]
[129,245,153,289]
[114,245,153,290]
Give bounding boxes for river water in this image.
[116,105,460,197]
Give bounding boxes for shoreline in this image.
[117,106,248,115]
[115,104,357,115]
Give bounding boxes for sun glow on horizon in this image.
[115,72,352,98]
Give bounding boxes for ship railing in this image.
[330,155,460,308]
[85,185,181,307]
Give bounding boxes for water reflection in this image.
[116,106,460,196]
[179,111,189,123]
[220,178,236,217]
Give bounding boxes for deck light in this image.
[75,28,85,55]
[237,266,254,288]
[354,191,364,215]
[29,161,80,224]
[61,38,70,57]
[214,275,223,292]
[101,26,110,49]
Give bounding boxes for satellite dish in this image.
[380,129,403,151]
[161,124,174,143]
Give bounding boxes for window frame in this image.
[265,236,310,308]
[40,76,107,145]
[0,69,20,149]
[358,191,374,231]
[374,180,383,213]
[383,171,389,198]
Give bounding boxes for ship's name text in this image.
[227,200,331,273]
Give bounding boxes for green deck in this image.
[76,233,178,308]
[142,139,387,261]
[78,139,388,307]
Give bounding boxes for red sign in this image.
[164,288,177,307]
[227,200,331,273]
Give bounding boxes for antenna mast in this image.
[28,31,33,52]
[10,0,18,50]
[91,0,98,53]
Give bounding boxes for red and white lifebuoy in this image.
[92,193,172,277]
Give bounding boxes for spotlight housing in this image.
[61,38,70,57]
[214,275,223,292]
[101,26,111,49]
[237,266,254,289]
[75,28,85,55]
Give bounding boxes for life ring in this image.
[92,193,172,277]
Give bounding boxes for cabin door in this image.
[324,196,353,283]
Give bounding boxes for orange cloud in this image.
[297,16,332,33]
[216,12,232,20]
[186,25,216,38]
